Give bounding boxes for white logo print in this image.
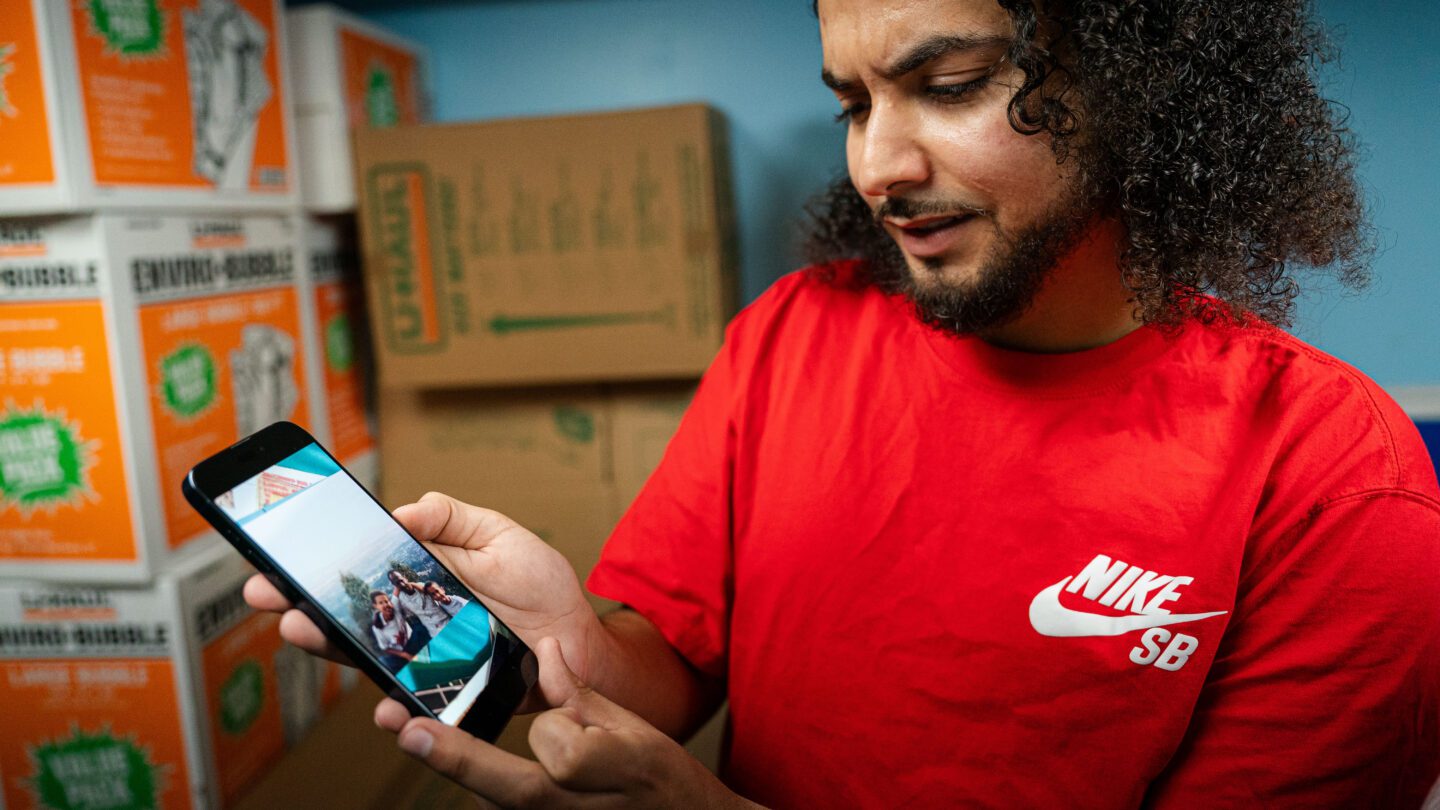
[1029,554,1227,671]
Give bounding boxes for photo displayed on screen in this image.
[217,443,517,723]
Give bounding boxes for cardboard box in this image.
[377,384,695,607]
[0,214,316,581]
[287,5,427,212]
[377,386,617,613]
[608,384,696,511]
[353,104,737,389]
[0,543,314,809]
[0,0,298,215]
[300,215,378,490]
[236,680,440,807]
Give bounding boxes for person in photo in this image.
[369,591,415,671]
[389,570,451,638]
[424,581,469,623]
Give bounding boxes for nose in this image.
[852,102,930,197]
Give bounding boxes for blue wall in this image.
[344,0,1437,388]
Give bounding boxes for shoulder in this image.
[1184,318,1438,504]
[724,261,902,355]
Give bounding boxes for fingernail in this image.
[399,727,434,759]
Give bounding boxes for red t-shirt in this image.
[587,264,1440,808]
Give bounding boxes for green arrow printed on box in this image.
[487,307,673,335]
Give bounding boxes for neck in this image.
[978,220,1139,353]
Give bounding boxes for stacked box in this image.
[286,4,427,212]
[298,216,377,490]
[353,104,737,767]
[0,542,316,809]
[353,104,738,389]
[0,214,314,581]
[0,0,298,215]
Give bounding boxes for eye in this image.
[834,99,870,125]
[925,75,992,103]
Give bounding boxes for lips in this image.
[888,213,977,259]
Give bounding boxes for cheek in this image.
[925,104,1068,216]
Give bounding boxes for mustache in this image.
[873,197,988,225]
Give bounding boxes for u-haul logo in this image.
[368,164,446,352]
[20,590,118,622]
[190,219,247,250]
[0,222,45,258]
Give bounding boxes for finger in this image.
[276,609,348,664]
[393,492,519,551]
[529,708,636,792]
[395,717,555,807]
[537,638,633,728]
[374,698,411,733]
[528,638,648,791]
[242,573,292,613]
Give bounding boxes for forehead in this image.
[818,0,1011,71]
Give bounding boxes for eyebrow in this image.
[821,33,1012,92]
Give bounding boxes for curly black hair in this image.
[805,0,1372,327]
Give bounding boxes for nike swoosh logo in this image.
[1029,577,1228,638]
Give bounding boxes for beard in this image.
[803,174,1097,337]
[869,192,1094,336]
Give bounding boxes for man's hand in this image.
[242,491,606,695]
[375,638,757,810]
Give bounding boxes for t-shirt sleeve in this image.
[1145,491,1440,807]
[585,315,751,679]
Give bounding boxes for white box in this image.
[298,215,377,489]
[0,214,319,581]
[0,0,299,215]
[0,543,313,809]
[287,4,427,212]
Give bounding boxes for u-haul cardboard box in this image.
[0,543,313,809]
[376,384,696,609]
[353,104,738,389]
[376,383,708,766]
[0,0,298,215]
[287,5,426,212]
[0,215,316,582]
[299,216,377,490]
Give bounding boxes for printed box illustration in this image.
[352,104,738,388]
[0,0,298,215]
[286,4,427,212]
[0,543,314,809]
[0,215,316,582]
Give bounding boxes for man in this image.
[368,591,416,671]
[248,0,1440,806]
[388,570,452,639]
[424,581,469,623]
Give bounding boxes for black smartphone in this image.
[183,421,535,741]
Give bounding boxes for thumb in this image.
[395,717,551,806]
[392,491,516,551]
[535,637,632,728]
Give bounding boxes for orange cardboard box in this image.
[0,543,316,809]
[299,215,378,489]
[0,215,318,582]
[0,0,298,215]
[287,5,427,212]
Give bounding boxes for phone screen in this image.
[214,441,514,725]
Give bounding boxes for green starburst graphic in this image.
[28,727,161,810]
[365,64,400,127]
[0,44,17,119]
[219,659,264,735]
[87,0,165,57]
[552,406,595,443]
[159,344,217,419]
[0,406,94,514]
[324,314,354,374]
